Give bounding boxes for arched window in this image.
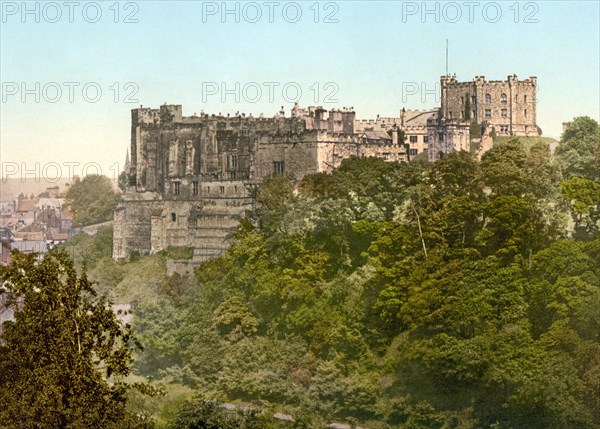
[485,93,491,104]
[501,93,507,104]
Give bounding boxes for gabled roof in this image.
[403,109,439,127]
[361,130,392,141]
[13,231,45,241]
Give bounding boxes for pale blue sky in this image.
[1,0,599,178]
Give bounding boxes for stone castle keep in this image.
[113,74,539,261]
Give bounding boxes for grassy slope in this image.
[62,228,195,304]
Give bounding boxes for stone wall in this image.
[115,80,538,261]
[427,120,471,162]
[441,75,538,137]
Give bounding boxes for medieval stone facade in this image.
[113,74,538,261]
[113,104,410,261]
[440,74,538,136]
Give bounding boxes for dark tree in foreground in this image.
[0,250,144,429]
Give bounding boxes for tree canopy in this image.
[0,249,145,428]
[65,175,120,227]
[13,119,600,428]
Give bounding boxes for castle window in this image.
[500,125,509,133]
[171,213,176,222]
[501,93,507,104]
[227,155,238,169]
[273,161,285,176]
[485,94,491,104]
[409,135,418,143]
[515,95,519,102]
[485,109,491,118]
[220,186,225,194]
[409,149,418,156]
[525,109,528,117]
[192,181,199,195]
[460,96,464,105]
[174,181,180,195]
[423,135,429,143]
[207,186,210,193]
[501,109,507,117]
[471,96,476,104]
[524,95,528,103]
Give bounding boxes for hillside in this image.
[57,119,600,428]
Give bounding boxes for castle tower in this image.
[440,75,539,137]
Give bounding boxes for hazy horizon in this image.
[2,1,599,177]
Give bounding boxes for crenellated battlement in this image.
[116,73,539,261]
[440,74,539,138]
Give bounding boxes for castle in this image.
[113,75,538,262]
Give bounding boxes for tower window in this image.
[192,181,199,195]
[485,109,491,118]
[525,109,528,117]
[171,213,176,222]
[174,181,180,195]
[220,186,225,194]
[273,161,285,176]
[485,94,491,104]
[471,96,476,104]
[524,95,528,103]
[501,109,507,117]
[501,93,507,104]
[409,136,418,143]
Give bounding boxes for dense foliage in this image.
[160,118,598,428]
[0,250,146,428]
[16,117,599,428]
[65,174,120,227]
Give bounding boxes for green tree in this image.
[170,397,267,429]
[561,176,600,239]
[555,116,600,180]
[118,171,128,192]
[480,139,557,200]
[0,250,144,428]
[65,175,120,227]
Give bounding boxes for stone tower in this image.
[440,75,539,137]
